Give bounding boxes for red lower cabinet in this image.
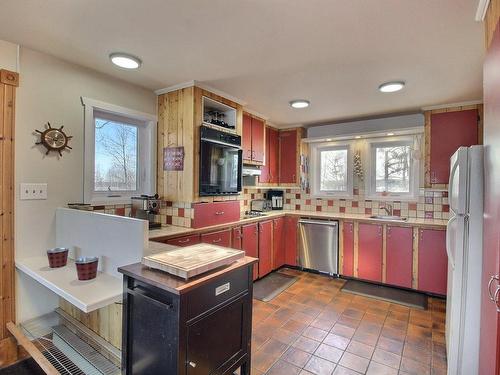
[357,223,383,282]
[418,228,447,295]
[284,216,298,266]
[273,217,285,269]
[200,229,231,247]
[258,221,273,277]
[165,234,201,247]
[386,226,413,288]
[242,223,259,280]
[232,226,242,250]
[342,222,354,277]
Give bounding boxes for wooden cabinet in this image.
[342,222,354,277]
[272,217,285,269]
[232,226,242,250]
[165,234,201,247]
[418,228,447,295]
[284,216,298,266]
[242,113,265,165]
[386,226,413,288]
[258,221,273,278]
[192,201,240,228]
[279,129,300,184]
[357,223,383,282]
[242,223,259,280]
[428,109,479,185]
[201,229,231,247]
[260,127,279,184]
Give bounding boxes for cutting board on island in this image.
[142,243,245,279]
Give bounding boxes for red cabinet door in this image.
[258,220,273,277]
[192,201,240,228]
[268,128,279,183]
[430,109,479,184]
[201,229,231,247]
[342,222,354,277]
[242,113,253,162]
[279,130,298,183]
[273,217,285,269]
[386,226,413,288]
[418,229,447,295]
[358,223,383,282]
[251,117,265,163]
[165,234,201,247]
[259,127,271,183]
[284,216,298,266]
[232,226,242,250]
[242,223,259,280]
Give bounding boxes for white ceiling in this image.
[0,0,484,127]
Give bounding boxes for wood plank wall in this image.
[486,0,500,49]
[0,69,19,366]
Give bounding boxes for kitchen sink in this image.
[369,215,408,222]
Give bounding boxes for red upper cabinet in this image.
[386,226,413,289]
[242,114,253,162]
[418,228,447,295]
[272,217,285,269]
[242,223,259,280]
[258,220,273,277]
[201,229,231,247]
[429,109,479,184]
[251,118,265,163]
[357,223,383,282]
[242,113,265,165]
[260,127,279,184]
[342,222,354,277]
[284,216,298,266]
[279,129,299,184]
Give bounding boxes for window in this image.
[367,138,418,199]
[310,143,353,197]
[82,97,156,204]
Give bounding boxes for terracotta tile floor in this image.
[250,269,447,375]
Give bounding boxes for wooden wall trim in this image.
[0,70,19,88]
[485,0,500,49]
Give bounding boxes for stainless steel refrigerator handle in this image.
[446,215,457,269]
[488,274,499,301]
[298,219,338,226]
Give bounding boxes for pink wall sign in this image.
[163,147,185,171]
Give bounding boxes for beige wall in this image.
[15,47,156,321]
[0,39,19,71]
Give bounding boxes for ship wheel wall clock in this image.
[35,122,73,156]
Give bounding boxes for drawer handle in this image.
[215,211,225,216]
[178,238,190,244]
[212,238,222,243]
[188,361,196,368]
[488,275,499,301]
[128,286,174,310]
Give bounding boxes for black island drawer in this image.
[186,266,249,320]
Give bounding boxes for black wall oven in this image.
[199,126,242,196]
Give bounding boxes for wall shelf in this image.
[202,96,237,131]
[16,257,122,313]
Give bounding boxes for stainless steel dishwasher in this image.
[298,219,339,275]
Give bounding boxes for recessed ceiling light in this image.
[355,135,362,139]
[109,53,142,69]
[326,138,332,141]
[387,132,395,136]
[290,100,310,109]
[378,81,405,93]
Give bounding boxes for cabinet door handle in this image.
[495,287,500,313]
[215,211,225,216]
[188,361,197,368]
[128,286,174,310]
[178,238,190,244]
[212,238,222,243]
[488,275,499,301]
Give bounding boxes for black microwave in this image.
[199,126,242,196]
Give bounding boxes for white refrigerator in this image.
[446,146,483,375]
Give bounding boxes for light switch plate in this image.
[20,183,48,200]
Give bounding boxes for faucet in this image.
[381,203,393,216]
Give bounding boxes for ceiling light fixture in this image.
[387,132,395,136]
[355,135,362,139]
[109,53,142,69]
[378,81,405,93]
[289,100,310,109]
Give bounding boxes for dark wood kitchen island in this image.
[118,256,257,375]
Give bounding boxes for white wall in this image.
[307,113,424,138]
[0,40,19,71]
[15,47,156,321]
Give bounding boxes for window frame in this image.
[310,141,354,198]
[82,97,157,205]
[365,137,419,200]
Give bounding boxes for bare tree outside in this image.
[94,118,138,191]
[375,145,410,192]
[320,149,348,191]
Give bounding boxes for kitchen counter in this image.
[149,210,447,241]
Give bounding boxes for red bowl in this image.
[75,257,98,280]
[47,248,69,268]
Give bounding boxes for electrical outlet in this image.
[20,183,48,200]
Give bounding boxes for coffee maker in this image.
[131,194,162,229]
[267,190,284,210]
